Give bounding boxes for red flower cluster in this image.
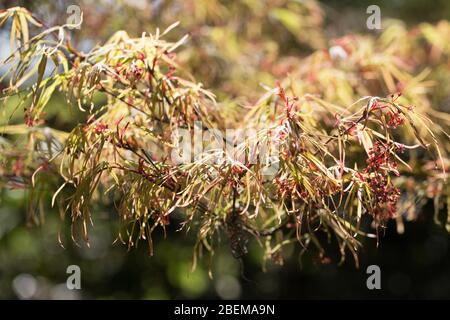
[367,173,400,219]
[94,122,109,134]
[114,60,144,82]
[369,100,405,129]
[135,51,146,61]
[24,111,34,127]
[275,177,295,198]
[12,158,24,176]
[129,62,143,80]
[274,177,309,200]
[363,141,401,219]
[386,110,404,128]
[365,141,399,175]
[231,164,245,175]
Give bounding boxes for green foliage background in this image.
[0,0,449,299]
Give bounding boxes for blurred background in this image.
[0,0,449,299]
